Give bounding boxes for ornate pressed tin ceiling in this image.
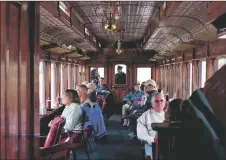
[40,5,97,53]
[70,1,161,44]
[40,1,219,61]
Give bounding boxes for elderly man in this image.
[137,92,166,160]
[76,84,93,119]
[76,84,107,139]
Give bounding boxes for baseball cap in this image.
[144,79,157,88]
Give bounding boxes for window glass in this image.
[90,67,104,78]
[137,68,151,84]
[85,27,90,35]
[217,58,226,70]
[201,60,206,88]
[39,61,45,106]
[186,62,193,98]
[59,2,69,16]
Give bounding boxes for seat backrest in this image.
[44,116,65,148]
[40,137,71,160]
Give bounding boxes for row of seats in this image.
[40,116,93,159]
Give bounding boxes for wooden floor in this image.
[75,115,142,160]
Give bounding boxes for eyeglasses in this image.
[154,99,164,103]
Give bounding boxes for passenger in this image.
[87,83,97,102]
[132,79,158,112]
[76,85,93,122]
[96,77,110,93]
[137,92,166,160]
[91,79,98,86]
[122,84,143,126]
[81,81,89,85]
[49,89,83,132]
[90,68,98,81]
[140,82,146,92]
[83,84,107,139]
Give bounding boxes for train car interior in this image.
[0,1,226,160]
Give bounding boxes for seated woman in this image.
[50,89,83,132]
[122,84,143,126]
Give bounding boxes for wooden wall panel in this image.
[194,43,208,59]
[184,49,193,62]
[207,2,226,23]
[0,2,40,159]
[209,40,226,57]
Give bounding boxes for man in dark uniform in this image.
[115,65,126,84]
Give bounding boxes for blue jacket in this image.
[123,91,143,103]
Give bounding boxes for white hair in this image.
[76,84,88,95]
[151,92,165,102]
[81,81,89,85]
[86,83,96,92]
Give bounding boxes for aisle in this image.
[76,115,142,160]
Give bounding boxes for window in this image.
[99,43,101,48]
[137,68,151,84]
[185,62,192,98]
[217,57,226,70]
[90,67,104,78]
[85,27,89,36]
[93,37,96,43]
[201,60,206,88]
[59,2,69,16]
[60,64,64,98]
[39,61,45,106]
[51,63,57,108]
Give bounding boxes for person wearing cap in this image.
[115,65,126,84]
[143,79,159,108]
